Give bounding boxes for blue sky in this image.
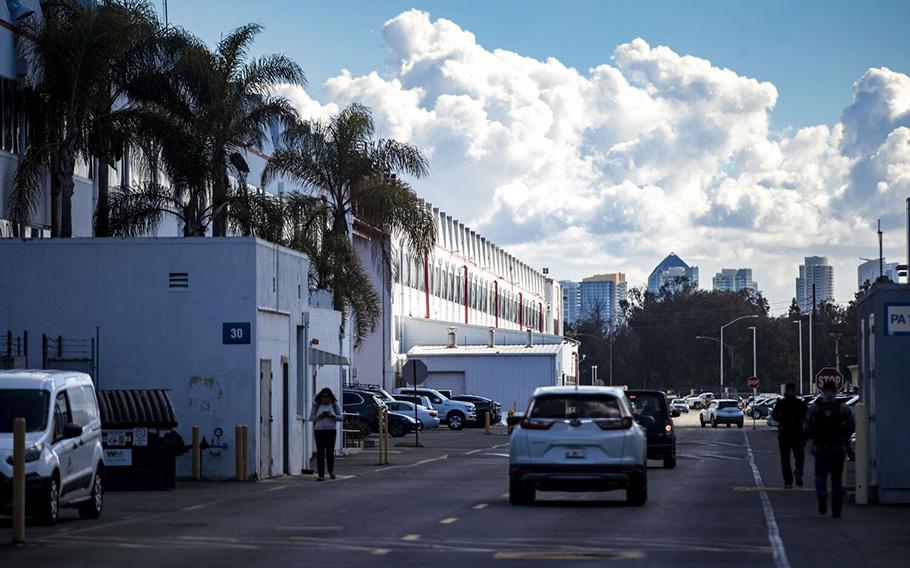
[164,0,910,132]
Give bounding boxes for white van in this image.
[0,370,104,524]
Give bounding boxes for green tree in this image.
[262,104,436,343]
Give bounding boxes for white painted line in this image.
[466,449,483,455]
[439,517,459,525]
[372,454,449,473]
[372,548,392,555]
[743,430,791,568]
[487,452,510,458]
[472,503,489,510]
[402,534,421,541]
[273,526,343,531]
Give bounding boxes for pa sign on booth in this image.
[885,305,910,336]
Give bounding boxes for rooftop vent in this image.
[447,326,457,349]
[169,272,189,289]
[487,328,495,348]
[525,328,533,348]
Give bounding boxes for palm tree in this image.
[9,0,125,237]
[261,104,436,343]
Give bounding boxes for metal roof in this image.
[97,389,178,429]
[407,344,562,357]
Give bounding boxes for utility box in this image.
[97,389,185,490]
[855,282,910,504]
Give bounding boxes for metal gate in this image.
[42,334,96,377]
[1,330,28,370]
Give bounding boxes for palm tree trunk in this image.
[95,150,111,237]
[211,168,228,237]
[57,150,76,238]
[49,158,61,238]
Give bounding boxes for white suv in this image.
[394,387,476,430]
[509,386,648,506]
[0,370,105,524]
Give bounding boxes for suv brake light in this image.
[596,417,633,430]
[519,418,554,430]
[664,423,673,433]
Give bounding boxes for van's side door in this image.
[50,391,80,497]
[69,385,102,496]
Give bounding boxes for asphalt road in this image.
[1,416,907,567]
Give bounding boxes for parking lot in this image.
[2,419,908,567]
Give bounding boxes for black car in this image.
[450,394,502,426]
[625,389,676,469]
[342,388,415,437]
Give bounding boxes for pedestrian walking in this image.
[771,382,807,488]
[805,380,855,517]
[309,387,343,481]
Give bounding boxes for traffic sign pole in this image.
[747,376,759,430]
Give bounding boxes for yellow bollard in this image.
[192,425,201,480]
[855,404,869,505]
[235,425,243,481]
[484,411,491,434]
[12,417,25,544]
[240,425,249,480]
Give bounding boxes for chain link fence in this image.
[1,330,29,370]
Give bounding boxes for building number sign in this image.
[223,322,251,345]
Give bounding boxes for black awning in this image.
[97,389,178,429]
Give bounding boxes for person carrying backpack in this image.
[805,380,855,517]
[771,382,807,488]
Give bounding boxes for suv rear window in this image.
[718,400,739,409]
[529,395,622,419]
[626,392,668,417]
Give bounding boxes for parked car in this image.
[342,388,385,434]
[393,393,435,410]
[0,370,105,524]
[670,399,689,415]
[386,412,419,437]
[747,397,777,419]
[384,400,440,429]
[394,388,476,430]
[509,386,648,506]
[450,394,502,426]
[686,392,714,409]
[700,399,744,428]
[349,384,396,402]
[436,390,455,399]
[626,390,676,468]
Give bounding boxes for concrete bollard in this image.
[192,425,201,480]
[12,417,25,544]
[855,403,869,505]
[235,425,243,481]
[484,411,491,434]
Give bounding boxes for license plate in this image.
[566,448,587,459]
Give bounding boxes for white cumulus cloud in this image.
[279,10,910,306]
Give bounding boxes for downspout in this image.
[463,265,469,324]
[424,254,430,319]
[519,292,523,329]
[494,281,499,328]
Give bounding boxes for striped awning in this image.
[309,347,350,366]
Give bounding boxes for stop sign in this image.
[815,367,843,393]
[747,375,759,389]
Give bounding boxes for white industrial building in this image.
[0,237,348,480]
[352,205,576,408]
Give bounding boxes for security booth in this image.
[97,389,185,490]
[855,282,910,504]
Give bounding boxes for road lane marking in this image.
[744,430,792,568]
[439,517,459,525]
[493,549,644,560]
[402,534,421,541]
[472,503,488,510]
[373,454,450,473]
[466,449,483,454]
[500,492,509,498]
[372,548,391,555]
[734,486,813,492]
[274,526,343,531]
[487,452,510,457]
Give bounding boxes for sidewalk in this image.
[746,427,910,567]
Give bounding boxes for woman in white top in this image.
[309,388,343,480]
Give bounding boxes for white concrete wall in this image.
[401,317,565,351]
[353,232,393,390]
[0,237,344,479]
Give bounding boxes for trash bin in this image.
[97,389,186,490]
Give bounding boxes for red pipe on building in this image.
[539,302,543,333]
[463,265,469,324]
[424,255,430,319]
[493,281,499,328]
[518,292,523,329]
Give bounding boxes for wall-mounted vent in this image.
[168,272,189,289]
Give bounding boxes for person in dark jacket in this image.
[805,380,855,517]
[771,382,807,488]
[309,388,343,481]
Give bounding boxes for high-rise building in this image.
[647,253,698,294]
[579,273,627,326]
[795,256,835,312]
[560,280,581,325]
[858,259,900,290]
[712,268,758,293]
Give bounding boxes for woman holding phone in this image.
[309,387,343,480]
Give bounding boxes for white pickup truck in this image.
[394,387,476,430]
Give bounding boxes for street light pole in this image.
[792,320,804,395]
[748,325,757,429]
[719,315,759,396]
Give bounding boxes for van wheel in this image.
[509,477,535,506]
[447,412,465,431]
[79,468,104,519]
[38,474,61,525]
